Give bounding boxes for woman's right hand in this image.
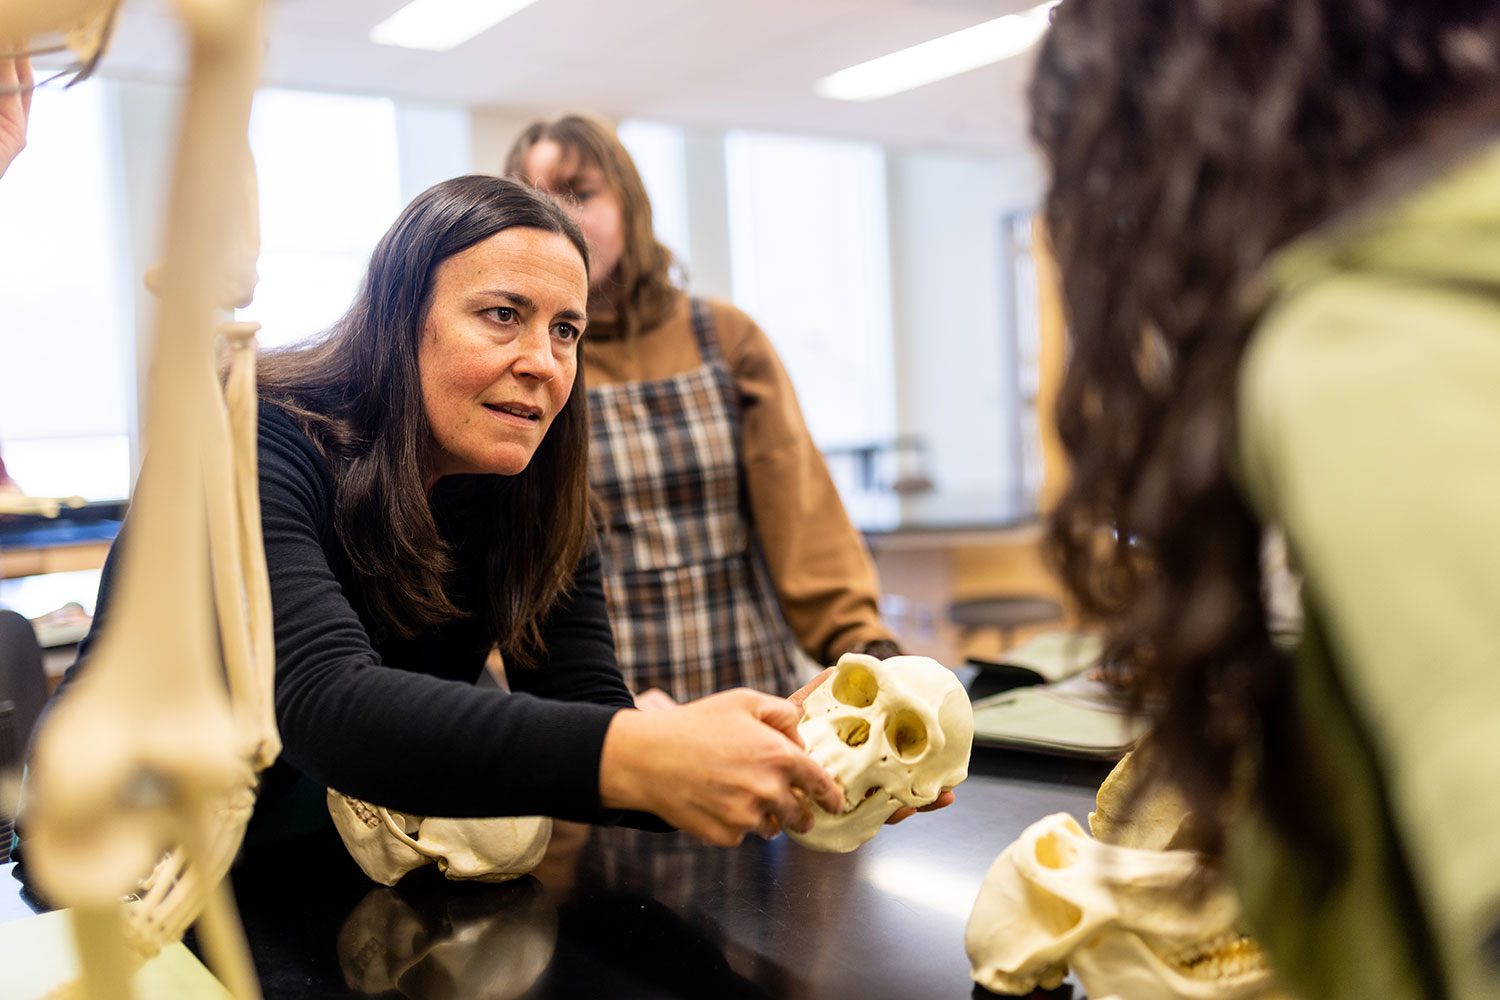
[599,687,845,847]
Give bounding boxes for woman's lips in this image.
[484,402,541,423]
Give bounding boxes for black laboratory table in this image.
[239,746,1103,1000]
[4,736,1108,1000]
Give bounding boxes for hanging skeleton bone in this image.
[5,1,276,998]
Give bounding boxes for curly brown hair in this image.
[1033,0,1500,859]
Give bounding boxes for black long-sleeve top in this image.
[63,401,637,838]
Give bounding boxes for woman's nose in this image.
[513,325,559,382]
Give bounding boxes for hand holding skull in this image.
[598,687,846,847]
[786,653,973,853]
[789,665,957,828]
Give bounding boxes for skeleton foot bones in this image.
[787,653,973,853]
[965,751,1289,1000]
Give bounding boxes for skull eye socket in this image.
[831,665,879,707]
[884,710,928,760]
[833,717,871,747]
[1033,829,1079,870]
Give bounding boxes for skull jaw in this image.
[328,791,427,887]
[1072,930,1280,1000]
[785,791,902,853]
[422,816,553,883]
[969,962,1068,996]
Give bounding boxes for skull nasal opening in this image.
[834,717,871,747]
[832,664,879,707]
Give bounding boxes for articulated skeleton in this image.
[1,2,275,998]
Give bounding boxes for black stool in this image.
[948,595,1064,652]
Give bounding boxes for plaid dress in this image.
[587,300,803,700]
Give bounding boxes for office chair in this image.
[0,608,47,863]
[949,595,1065,652]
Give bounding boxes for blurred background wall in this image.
[0,0,1070,662]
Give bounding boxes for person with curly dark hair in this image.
[1032,2,1500,996]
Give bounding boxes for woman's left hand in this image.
[633,688,678,711]
[0,57,32,181]
[787,666,958,825]
[788,666,834,713]
[885,791,956,825]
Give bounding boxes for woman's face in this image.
[518,139,624,290]
[418,226,588,487]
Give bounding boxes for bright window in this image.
[0,79,132,501]
[618,119,691,267]
[239,89,402,348]
[725,131,894,450]
[724,130,896,525]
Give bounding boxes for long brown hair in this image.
[504,115,679,338]
[256,175,594,665]
[1033,0,1500,858]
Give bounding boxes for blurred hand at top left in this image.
[0,56,33,180]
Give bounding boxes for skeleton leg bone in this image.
[208,322,279,770]
[14,0,272,998]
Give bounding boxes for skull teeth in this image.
[1163,929,1268,981]
[342,794,381,829]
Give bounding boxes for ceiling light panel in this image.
[370,0,542,52]
[816,0,1058,101]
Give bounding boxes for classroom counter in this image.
[3,743,1108,1000]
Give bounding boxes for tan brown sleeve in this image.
[710,300,897,663]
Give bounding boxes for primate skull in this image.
[329,790,552,887]
[965,813,1285,1000]
[787,653,972,853]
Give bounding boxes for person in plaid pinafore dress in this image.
[508,116,901,704]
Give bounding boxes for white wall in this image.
[468,108,538,177]
[885,147,1045,509]
[28,81,1044,518]
[680,128,734,302]
[68,83,476,495]
[114,80,180,485]
[395,102,473,202]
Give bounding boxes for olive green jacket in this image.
[1233,141,1500,1000]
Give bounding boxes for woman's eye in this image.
[554,323,581,343]
[485,306,517,324]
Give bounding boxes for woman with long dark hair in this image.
[62,175,844,851]
[1034,2,1500,996]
